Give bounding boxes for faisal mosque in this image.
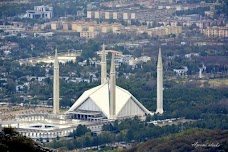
[0,45,164,141]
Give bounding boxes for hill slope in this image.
[123,128,228,152]
[0,128,54,152]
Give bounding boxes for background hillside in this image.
[123,128,228,152]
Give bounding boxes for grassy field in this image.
[176,78,228,88]
[199,78,228,87]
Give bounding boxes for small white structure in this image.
[173,66,188,76]
[199,68,203,79]
[199,64,206,79]
[34,32,54,37]
[26,5,53,19]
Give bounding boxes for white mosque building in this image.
[66,45,154,120]
[1,45,164,140]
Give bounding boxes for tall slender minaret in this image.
[156,48,164,114]
[101,44,107,84]
[199,68,203,79]
[53,48,60,115]
[109,53,116,119]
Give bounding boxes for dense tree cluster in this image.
[0,128,53,152]
[69,125,91,138]
[46,114,228,150]
[116,75,228,119]
[0,4,33,17]
[46,117,181,150]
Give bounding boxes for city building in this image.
[147,26,182,36]
[201,26,228,38]
[87,10,137,20]
[62,22,71,30]
[51,22,62,30]
[0,25,25,34]
[80,31,98,39]
[26,5,53,19]
[45,21,182,38]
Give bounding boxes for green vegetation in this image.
[2,36,102,60]
[0,3,33,17]
[45,63,228,151]
[46,114,228,150]
[69,124,91,138]
[0,0,86,19]
[216,0,228,19]
[116,75,228,119]
[0,128,53,152]
[123,128,228,152]
[0,0,228,151]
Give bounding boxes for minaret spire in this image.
[156,48,164,114]
[109,52,116,119]
[53,48,60,115]
[101,44,107,84]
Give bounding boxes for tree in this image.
[126,129,134,141]
[70,125,90,137]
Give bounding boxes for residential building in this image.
[62,22,71,30]
[80,31,98,39]
[87,10,137,20]
[201,26,228,38]
[51,22,62,30]
[47,21,181,38]
[26,5,53,19]
[0,25,25,34]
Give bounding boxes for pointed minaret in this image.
[156,48,164,114]
[101,44,107,84]
[199,68,203,79]
[109,53,116,119]
[53,48,60,115]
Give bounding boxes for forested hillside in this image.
[123,128,228,152]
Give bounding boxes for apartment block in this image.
[201,26,228,38]
[87,10,136,20]
[80,31,98,38]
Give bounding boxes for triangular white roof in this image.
[67,82,152,119]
